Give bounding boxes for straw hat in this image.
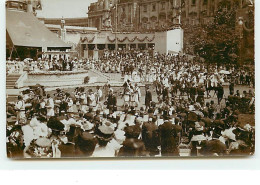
[35,137,51,148]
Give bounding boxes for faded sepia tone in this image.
[6,0,254,159]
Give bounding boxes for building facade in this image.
[87,0,254,30]
[181,0,253,26]
[80,28,183,59]
[88,0,182,32]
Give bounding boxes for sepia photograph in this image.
[5,0,255,159]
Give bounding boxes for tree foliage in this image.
[190,8,240,64]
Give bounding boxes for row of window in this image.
[143,2,166,13]
[191,0,209,6]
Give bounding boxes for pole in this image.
[9,46,14,59]
[115,3,118,51]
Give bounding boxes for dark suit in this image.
[142,122,160,156]
[145,90,152,108]
[159,121,178,156]
[84,112,94,122]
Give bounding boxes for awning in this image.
[6,10,71,48]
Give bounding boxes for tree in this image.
[191,7,240,64]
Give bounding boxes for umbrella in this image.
[172,124,182,132]
[219,70,230,75]
[201,117,213,127]
[188,112,198,122]
[200,140,227,156]
[193,110,204,117]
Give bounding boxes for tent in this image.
[6,9,71,59]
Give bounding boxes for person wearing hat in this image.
[133,83,141,107]
[57,135,76,158]
[216,82,224,105]
[15,95,26,121]
[92,123,119,157]
[145,86,152,110]
[47,116,65,137]
[142,116,160,156]
[6,125,25,158]
[122,84,131,108]
[87,89,96,107]
[159,121,179,156]
[75,131,97,157]
[118,138,147,157]
[107,89,117,111]
[95,86,103,105]
[83,107,94,122]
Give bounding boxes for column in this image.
[93,44,99,60]
[83,44,88,59]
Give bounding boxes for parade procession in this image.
[6,0,255,158]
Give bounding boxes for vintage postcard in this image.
[6,0,255,159]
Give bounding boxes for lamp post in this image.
[115,3,118,51]
[238,17,243,65]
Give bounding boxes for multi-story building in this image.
[88,0,254,30]
[6,0,42,16]
[181,0,253,26]
[88,0,182,32]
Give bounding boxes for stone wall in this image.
[23,71,92,87]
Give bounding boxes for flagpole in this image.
[115,3,118,51]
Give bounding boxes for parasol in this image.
[172,124,182,132]
[219,70,230,75]
[193,110,204,117]
[188,112,198,122]
[200,140,227,155]
[201,117,213,127]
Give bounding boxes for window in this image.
[192,0,196,6]
[161,2,165,10]
[143,5,147,12]
[152,4,156,11]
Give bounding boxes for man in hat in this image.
[107,89,117,111]
[95,86,103,105]
[75,132,97,157]
[87,89,96,107]
[229,80,235,95]
[142,116,160,156]
[46,94,55,119]
[84,107,94,122]
[15,95,26,121]
[159,121,179,156]
[217,83,224,105]
[133,83,141,107]
[145,86,152,110]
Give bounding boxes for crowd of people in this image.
[6,56,93,74]
[6,51,255,158]
[87,51,255,88]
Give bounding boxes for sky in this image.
[36,0,96,18]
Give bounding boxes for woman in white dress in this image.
[15,96,26,121]
[133,84,141,107]
[123,86,131,107]
[46,94,55,118]
[80,92,88,113]
[44,60,49,71]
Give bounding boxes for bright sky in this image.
[36,0,96,18]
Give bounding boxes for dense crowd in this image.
[6,51,255,158]
[88,51,255,87]
[6,57,92,74]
